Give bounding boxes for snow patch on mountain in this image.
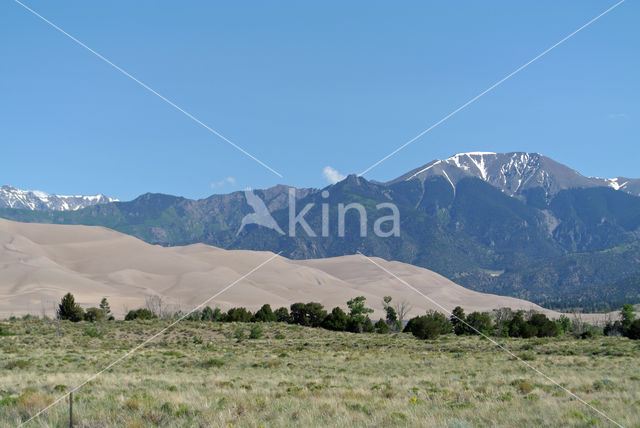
[395,152,640,198]
[0,185,118,211]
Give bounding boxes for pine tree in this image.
[57,293,84,322]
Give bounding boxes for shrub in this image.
[528,313,560,337]
[125,308,156,321]
[201,306,223,322]
[225,307,253,322]
[84,307,105,323]
[362,317,375,333]
[253,304,277,322]
[4,359,31,370]
[290,302,327,327]
[625,319,640,340]
[322,307,348,331]
[466,312,493,335]
[84,326,103,338]
[202,358,225,368]
[374,318,390,334]
[57,293,84,322]
[233,327,246,341]
[274,307,291,323]
[249,325,263,339]
[404,311,451,340]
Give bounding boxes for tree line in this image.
[56,292,640,340]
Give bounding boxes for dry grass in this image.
[1,318,639,427]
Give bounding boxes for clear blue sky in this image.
[1,1,638,201]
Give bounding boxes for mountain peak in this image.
[391,152,640,197]
[0,185,118,211]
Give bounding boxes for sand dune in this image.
[0,218,556,319]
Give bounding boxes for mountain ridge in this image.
[1,152,639,310]
[0,185,118,211]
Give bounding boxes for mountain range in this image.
[0,185,117,211]
[1,152,639,311]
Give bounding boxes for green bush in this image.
[84,326,103,338]
[253,304,277,322]
[290,302,327,327]
[374,318,390,334]
[322,307,348,331]
[224,307,253,322]
[84,307,105,323]
[404,311,451,340]
[233,327,246,341]
[249,325,263,339]
[124,308,156,321]
[625,319,640,340]
[201,306,223,322]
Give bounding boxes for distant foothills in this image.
[2,152,640,312]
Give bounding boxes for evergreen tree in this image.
[253,304,277,322]
[322,307,348,331]
[374,318,390,334]
[621,304,636,333]
[99,298,111,316]
[274,307,291,323]
[450,306,466,335]
[57,293,84,322]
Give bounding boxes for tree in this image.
[99,298,112,320]
[374,318,390,334]
[466,312,494,335]
[145,295,169,319]
[201,306,223,322]
[558,315,571,334]
[362,317,375,333]
[621,304,636,333]
[84,307,105,323]
[507,311,537,338]
[57,293,84,322]
[393,300,412,324]
[382,296,401,331]
[347,296,374,333]
[527,313,559,337]
[253,304,277,322]
[404,311,451,340]
[290,303,327,327]
[322,307,348,331]
[625,319,640,340]
[493,307,514,337]
[450,306,466,335]
[274,307,291,323]
[225,307,253,322]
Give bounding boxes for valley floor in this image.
[1,319,639,427]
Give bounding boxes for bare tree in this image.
[393,300,413,323]
[145,295,168,319]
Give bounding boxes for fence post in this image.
[69,391,73,428]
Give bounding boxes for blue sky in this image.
[1,1,638,201]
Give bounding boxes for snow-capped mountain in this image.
[0,185,118,211]
[392,152,640,197]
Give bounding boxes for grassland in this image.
[1,318,639,427]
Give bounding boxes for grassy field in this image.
[1,318,639,427]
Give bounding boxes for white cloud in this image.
[322,166,346,184]
[210,176,236,189]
